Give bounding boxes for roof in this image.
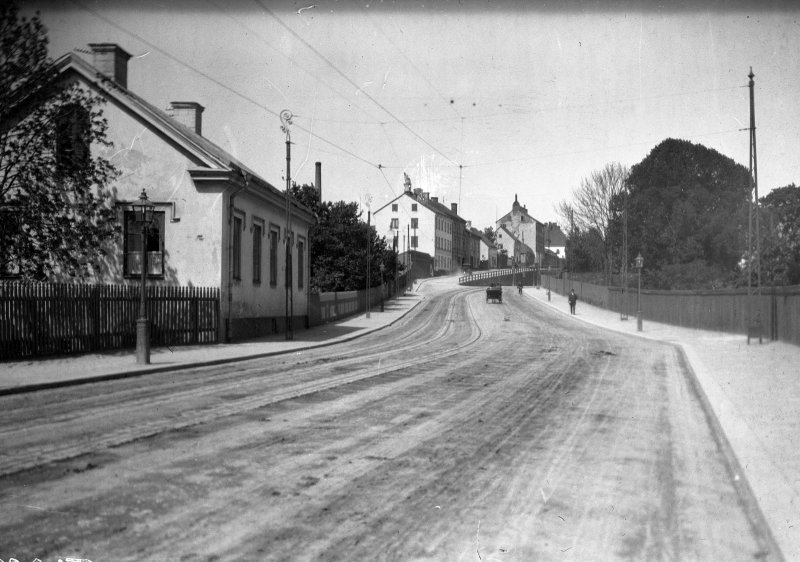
[49,52,314,221]
[374,190,466,223]
[470,227,496,248]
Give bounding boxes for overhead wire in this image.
[256,0,462,168]
[465,127,748,168]
[68,0,390,172]
[203,0,387,126]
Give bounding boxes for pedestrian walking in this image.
[568,289,578,315]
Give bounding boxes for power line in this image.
[257,1,462,167]
[203,0,387,126]
[465,127,747,168]
[351,0,462,121]
[68,0,390,171]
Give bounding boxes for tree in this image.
[1,4,119,280]
[760,184,800,285]
[557,162,628,283]
[289,183,401,293]
[482,226,496,244]
[616,138,751,286]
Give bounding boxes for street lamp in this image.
[280,109,294,340]
[133,188,155,364]
[635,252,644,332]
[380,263,385,312]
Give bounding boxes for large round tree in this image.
[622,138,751,287]
[1,3,119,280]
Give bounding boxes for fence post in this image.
[193,293,200,344]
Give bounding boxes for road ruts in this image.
[0,281,780,561]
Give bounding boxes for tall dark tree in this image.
[619,138,751,281]
[760,184,800,285]
[1,4,119,280]
[290,183,401,293]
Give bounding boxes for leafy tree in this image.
[760,183,800,285]
[1,4,119,280]
[482,226,496,244]
[557,162,628,283]
[565,227,605,273]
[616,138,751,286]
[290,183,401,292]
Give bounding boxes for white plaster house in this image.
[374,175,467,275]
[38,44,315,341]
[496,194,544,265]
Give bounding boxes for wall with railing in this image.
[309,273,408,326]
[458,267,538,287]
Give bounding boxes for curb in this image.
[674,344,784,561]
[0,296,425,397]
[525,287,784,560]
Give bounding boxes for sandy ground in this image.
[0,280,780,561]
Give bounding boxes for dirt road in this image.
[0,280,777,560]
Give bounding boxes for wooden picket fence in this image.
[0,282,220,360]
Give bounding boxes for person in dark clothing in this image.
[568,289,578,314]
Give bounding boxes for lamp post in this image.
[380,263,385,312]
[134,188,154,364]
[546,223,552,301]
[280,109,294,340]
[635,252,644,332]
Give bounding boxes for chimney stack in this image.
[451,203,458,214]
[431,196,438,203]
[315,162,322,202]
[169,101,204,135]
[88,43,132,88]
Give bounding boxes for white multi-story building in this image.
[374,175,466,275]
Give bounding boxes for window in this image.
[390,218,399,229]
[298,238,305,289]
[411,218,418,229]
[269,227,279,286]
[392,204,398,212]
[411,203,418,212]
[253,223,262,284]
[0,208,20,277]
[286,233,293,287]
[411,235,418,249]
[232,216,242,280]
[56,103,90,174]
[124,210,165,278]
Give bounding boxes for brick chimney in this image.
[315,162,322,202]
[431,196,438,203]
[169,101,204,135]
[88,43,132,88]
[451,203,458,214]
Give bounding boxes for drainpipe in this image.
[225,169,248,342]
[306,212,320,328]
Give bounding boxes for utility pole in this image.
[366,206,371,319]
[621,188,629,321]
[280,109,294,340]
[748,67,762,339]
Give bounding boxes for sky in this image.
[18,0,800,231]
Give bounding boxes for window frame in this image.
[252,222,263,284]
[297,236,305,289]
[123,209,166,279]
[269,225,280,286]
[232,215,243,281]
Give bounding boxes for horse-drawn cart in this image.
[486,284,503,303]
